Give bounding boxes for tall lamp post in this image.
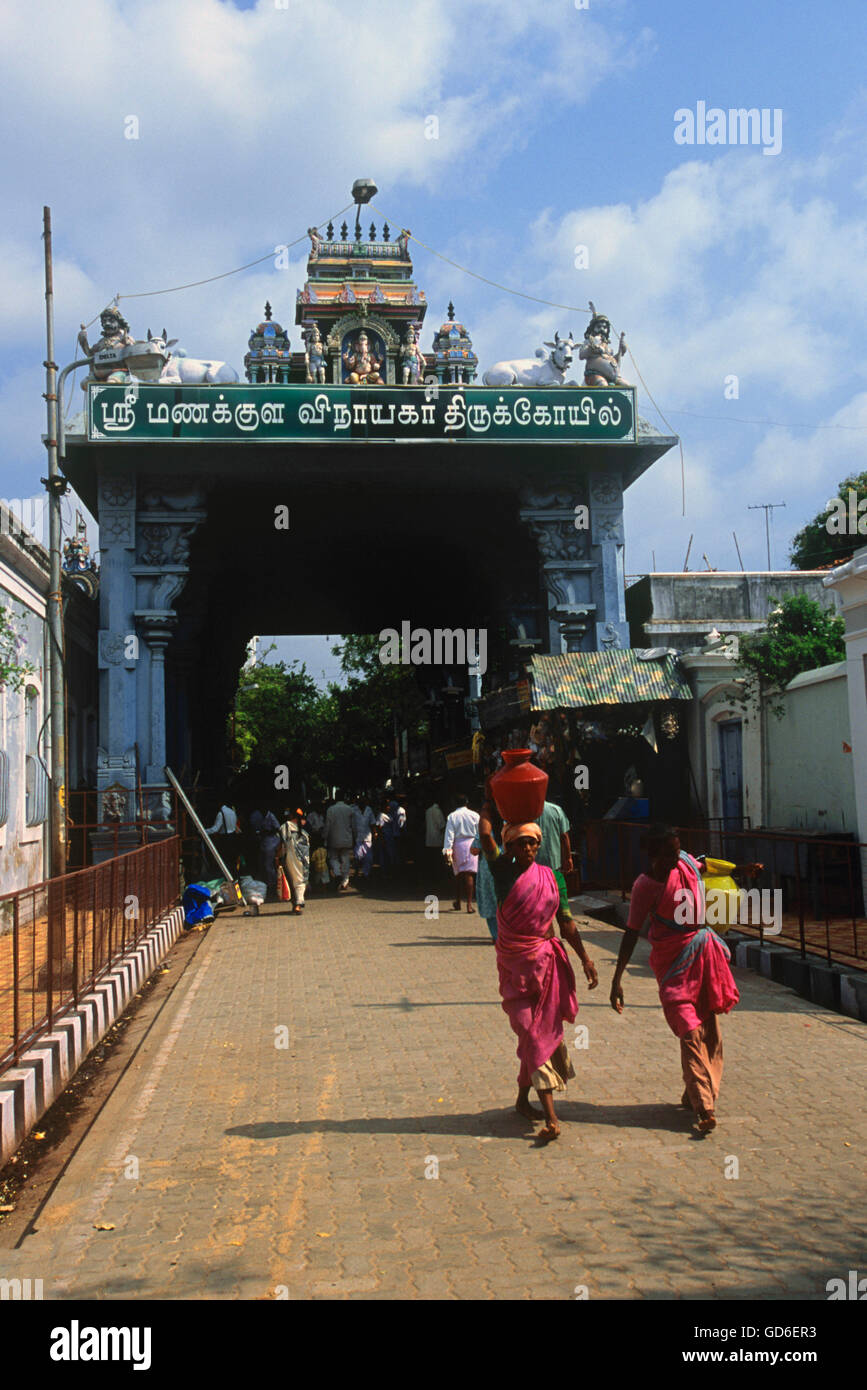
[41,207,68,877]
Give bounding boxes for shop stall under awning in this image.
[526,649,692,710]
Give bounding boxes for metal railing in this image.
[0,837,181,1070]
[66,787,202,869]
[578,818,866,970]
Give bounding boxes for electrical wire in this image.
[68,203,355,401]
[625,348,687,518]
[69,198,866,530]
[115,203,352,306]
[650,406,867,432]
[372,203,688,511]
[370,204,594,314]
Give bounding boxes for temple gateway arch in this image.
[61,212,675,857]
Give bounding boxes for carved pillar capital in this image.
[519,488,595,654]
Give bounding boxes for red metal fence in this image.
[579,819,866,970]
[66,788,200,869]
[0,837,181,1069]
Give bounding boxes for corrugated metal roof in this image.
[527,650,692,709]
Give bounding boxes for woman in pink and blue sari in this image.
[486,823,598,1143]
[610,824,747,1133]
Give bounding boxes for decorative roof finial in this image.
[369,221,376,241]
[340,221,348,240]
[264,301,272,321]
[447,301,455,321]
[383,222,390,241]
[326,220,334,240]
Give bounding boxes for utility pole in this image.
[41,207,68,877]
[748,501,786,570]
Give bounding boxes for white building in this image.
[0,506,51,891]
[823,547,867,897]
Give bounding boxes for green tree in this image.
[789,468,867,569]
[738,593,845,717]
[231,646,322,775]
[0,603,36,690]
[321,635,429,788]
[229,636,431,797]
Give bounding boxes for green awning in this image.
[527,650,692,709]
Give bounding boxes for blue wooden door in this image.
[718,720,743,828]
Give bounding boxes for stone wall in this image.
[765,663,855,833]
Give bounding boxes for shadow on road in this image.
[227,1101,696,1143]
[389,935,493,947]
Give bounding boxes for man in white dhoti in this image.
[443,794,480,913]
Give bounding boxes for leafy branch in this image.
[737,593,845,719]
[0,605,36,691]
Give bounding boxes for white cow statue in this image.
[143,329,239,385]
[482,331,578,387]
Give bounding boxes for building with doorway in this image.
[823,547,867,903]
[627,569,846,829]
[626,569,837,653]
[58,185,678,855]
[0,503,98,890]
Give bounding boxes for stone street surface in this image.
[7,882,867,1300]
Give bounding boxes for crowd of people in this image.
[202,781,749,1145]
[202,781,575,919]
[203,787,422,908]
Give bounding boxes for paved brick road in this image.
[6,881,867,1300]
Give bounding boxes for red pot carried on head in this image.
[490,750,547,824]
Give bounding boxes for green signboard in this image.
[86,383,636,445]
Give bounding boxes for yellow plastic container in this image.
[701,857,740,932]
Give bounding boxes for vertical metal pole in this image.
[820,843,831,966]
[12,897,20,1065]
[846,844,857,961]
[42,207,67,879]
[73,882,79,1007]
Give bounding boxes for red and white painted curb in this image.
[0,904,185,1169]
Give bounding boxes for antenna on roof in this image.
[732,531,745,571]
[748,501,786,569]
[682,534,693,572]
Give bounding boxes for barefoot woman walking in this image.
[486,823,598,1142]
[610,824,740,1133]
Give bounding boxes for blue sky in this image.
[2,0,865,685]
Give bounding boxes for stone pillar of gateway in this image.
[61,187,678,858]
[92,471,207,861]
[518,471,629,655]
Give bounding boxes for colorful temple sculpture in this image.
[59,179,678,855]
[244,302,293,385]
[431,303,478,384]
[244,228,478,388]
[294,216,431,384]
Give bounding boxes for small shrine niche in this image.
[431,302,478,385]
[240,186,478,386]
[244,302,292,384]
[289,197,433,384]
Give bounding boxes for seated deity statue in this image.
[343,331,384,385]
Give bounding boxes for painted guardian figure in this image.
[304,324,327,384]
[579,303,629,387]
[400,324,425,386]
[77,306,136,383]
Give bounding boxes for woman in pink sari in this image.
[610,824,747,1133]
[485,823,598,1143]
